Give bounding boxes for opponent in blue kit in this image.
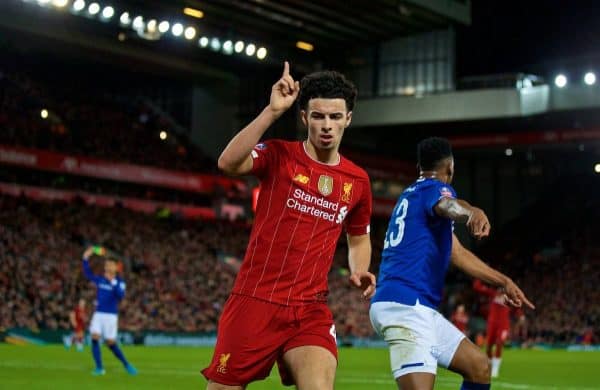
[82,246,137,376]
[371,137,534,390]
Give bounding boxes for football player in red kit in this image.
[202,62,376,390]
[473,279,520,377]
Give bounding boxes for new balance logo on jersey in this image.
[293,173,310,184]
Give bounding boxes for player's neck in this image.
[303,140,340,165]
[105,272,115,280]
[419,171,448,183]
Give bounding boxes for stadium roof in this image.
[0,0,470,77]
[132,0,471,52]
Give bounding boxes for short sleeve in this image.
[250,140,280,180]
[424,182,457,217]
[345,178,372,236]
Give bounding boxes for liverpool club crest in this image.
[318,175,333,196]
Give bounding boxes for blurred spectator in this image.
[0,196,374,336]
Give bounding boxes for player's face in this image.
[301,98,352,152]
[446,158,455,183]
[104,260,117,276]
[79,299,85,308]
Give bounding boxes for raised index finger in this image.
[283,61,290,77]
[522,294,535,310]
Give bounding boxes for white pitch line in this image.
[0,361,597,390]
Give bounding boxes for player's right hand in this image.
[349,271,377,299]
[466,207,490,239]
[269,61,300,116]
[503,279,535,310]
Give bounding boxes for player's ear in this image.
[345,111,352,128]
[300,110,308,127]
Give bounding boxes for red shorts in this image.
[487,322,509,345]
[202,294,338,386]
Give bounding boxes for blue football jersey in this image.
[372,178,456,309]
[82,259,125,314]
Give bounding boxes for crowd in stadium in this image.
[0,196,375,337]
[0,194,597,344]
[0,66,214,172]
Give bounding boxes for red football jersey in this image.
[232,140,372,305]
[74,306,86,329]
[473,280,510,326]
[451,311,469,332]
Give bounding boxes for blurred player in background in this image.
[204,62,376,390]
[64,298,87,351]
[82,246,137,376]
[370,137,534,390]
[451,304,470,336]
[473,279,522,377]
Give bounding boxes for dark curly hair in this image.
[297,70,357,112]
[417,137,453,171]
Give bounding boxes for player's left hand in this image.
[349,271,376,299]
[83,246,94,259]
[503,279,535,310]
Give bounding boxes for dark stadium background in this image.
[0,1,598,388]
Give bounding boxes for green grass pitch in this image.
[0,344,598,389]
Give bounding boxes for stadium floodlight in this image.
[40,109,49,119]
[222,40,233,55]
[101,6,114,19]
[183,7,204,19]
[210,38,221,51]
[234,41,244,53]
[245,43,256,56]
[595,163,600,173]
[256,47,267,60]
[52,0,69,7]
[184,26,196,40]
[505,148,513,157]
[88,2,100,15]
[159,131,168,140]
[146,19,157,33]
[584,72,596,86]
[158,21,170,33]
[119,12,130,25]
[132,16,144,30]
[296,41,314,52]
[37,0,52,5]
[198,36,209,48]
[72,0,85,12]
[171,23,184,37]
[554,74,567,88]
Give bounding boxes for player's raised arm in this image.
[435,197,491,239]
[347,233,376,299]
[451,234,535,309]
[218,61,300,176]
[82,246,98,282]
